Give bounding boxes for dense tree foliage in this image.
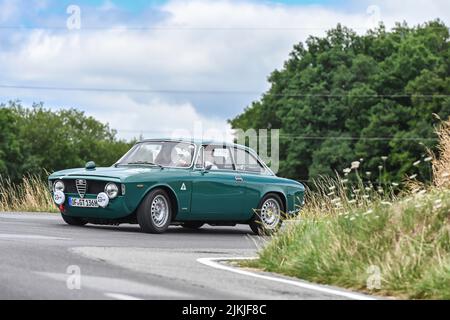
[230,20,450,183]
[0,101,133,182]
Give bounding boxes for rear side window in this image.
[232,148,266,174]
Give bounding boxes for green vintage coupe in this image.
[48,139,305,235]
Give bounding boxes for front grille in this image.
[64,179,121,196]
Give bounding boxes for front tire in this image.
[61,214,87,226]
[137,189,172,234]
[249,193,284,236]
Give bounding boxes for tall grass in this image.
[0,175,57,213]
[245,119,450,299]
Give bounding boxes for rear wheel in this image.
[249,193,284,235]
[137,189,172,234]
[182,222,204,230]
[61,214,87,226]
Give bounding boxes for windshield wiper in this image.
[126,161,164,168]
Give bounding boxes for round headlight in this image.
[53,180,65,192]
[105,182,119,199]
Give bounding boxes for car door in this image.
[231,147,272,219]
[190,145,246,220]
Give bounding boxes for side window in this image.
[232,148,266,174]
[203,145,234,171]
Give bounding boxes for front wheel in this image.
[249,194,284,236]
[61,214,87,226]
[137,189,172,234]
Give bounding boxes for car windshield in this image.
[116,141,195,168]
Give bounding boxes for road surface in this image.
[0,212,372,300]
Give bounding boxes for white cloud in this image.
[83,94,233,141]
[0,0,449,139]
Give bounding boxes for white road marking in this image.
[0,213,58,220]
[197,257,377,300]
[37,271,189,298]
[0,234,71,240]
[104,293,143,300]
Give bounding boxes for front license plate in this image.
[68,197,99,208]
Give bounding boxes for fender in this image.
[137,183,182,218]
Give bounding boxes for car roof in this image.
[137,138,252,151]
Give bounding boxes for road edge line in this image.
[197,257,376,300]
[104,293,143,300]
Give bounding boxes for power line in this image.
[0,25,449,31]
[116,129,438,141]
[0,84,448,98]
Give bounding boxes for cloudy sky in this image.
[0,0,449,140]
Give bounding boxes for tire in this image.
[249,193,284,236]
[182,222,204,230]
[137,188,172,234]
[61,214,87,226]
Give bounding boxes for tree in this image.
[230,20,450,184]
[0,101,134,181]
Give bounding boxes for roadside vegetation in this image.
[0,101,133,183]
[244,119,450,299]
[231,20,449,184]
[0,175,57,213]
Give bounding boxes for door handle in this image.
[235,176,244,182]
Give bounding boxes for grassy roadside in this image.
[0,175,57,213]
[244,120,450,299]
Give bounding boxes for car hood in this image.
[49,166,162,181]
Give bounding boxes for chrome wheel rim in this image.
[260,198,281,229]
[151,195,169,227]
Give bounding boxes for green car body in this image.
[48,139,305,233]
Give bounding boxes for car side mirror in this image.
[85,161,96,170]
[204,163,213,171]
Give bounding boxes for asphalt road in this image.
[0,212,371,300]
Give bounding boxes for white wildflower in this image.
[331,198,341,203]
[418,190,427,195]
[351,161,360,170]
[409,174,418,179]
[343,168,351,174]
[424,156,432,162]
[413,160,421,166]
